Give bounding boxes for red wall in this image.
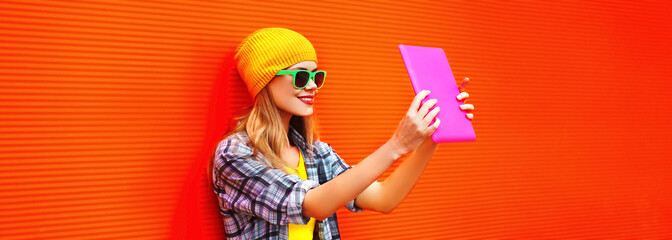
[1,1,671,239]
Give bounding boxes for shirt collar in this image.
[288,124,308,151]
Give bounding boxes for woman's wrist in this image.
[386,137,410,159]
[419,138,438,151]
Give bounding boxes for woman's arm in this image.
[302,139,405,220]
[354,139,437,213]
[302,90,440,221]
[356,84,473,213]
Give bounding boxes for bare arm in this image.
[302,139,405,220]
[302,90,440,220]
[354,139,437,213]
[356,81,474,213]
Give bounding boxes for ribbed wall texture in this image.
[1,1,671,239]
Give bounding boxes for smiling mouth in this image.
[297,96,314,105]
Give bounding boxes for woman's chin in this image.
[295,108,313,117]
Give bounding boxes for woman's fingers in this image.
[458,78,474,120]
[456,92,469,101]
[423,106,440,126]
[425,117,441,135]
[459,77,469,92]
[409,90,431,115]
[417,99,438,119]
[459,104,474,112]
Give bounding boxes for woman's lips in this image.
[298,96,314,105]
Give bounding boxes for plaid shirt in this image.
[212,126,362,240]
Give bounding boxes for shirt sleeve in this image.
[318,141,364,213]
[213,138,320,225]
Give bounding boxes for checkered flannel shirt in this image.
[212,126,362,240]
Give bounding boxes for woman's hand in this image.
[457,77,474,120]
[390,90,441,156]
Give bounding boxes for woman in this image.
[211,28,474,240]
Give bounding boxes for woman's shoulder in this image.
[310,139,351,174]
[310,139,337,157]
[215,131,254,158]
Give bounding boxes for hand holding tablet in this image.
[390,89,442,155]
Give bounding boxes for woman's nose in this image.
[303,78,318,90]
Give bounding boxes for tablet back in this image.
[398,44,476,143]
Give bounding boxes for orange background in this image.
[1,1,671,239]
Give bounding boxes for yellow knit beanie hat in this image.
[234,28,318,98]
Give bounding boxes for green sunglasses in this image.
[276,69,327,89]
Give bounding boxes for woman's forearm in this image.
[356,139,438,213]
[380,139,437,211]
[302,139,405,220]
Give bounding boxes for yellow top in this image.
[286,151,315,240]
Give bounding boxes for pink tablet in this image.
[398,44,476,143]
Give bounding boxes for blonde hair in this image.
[210,87,319,177]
